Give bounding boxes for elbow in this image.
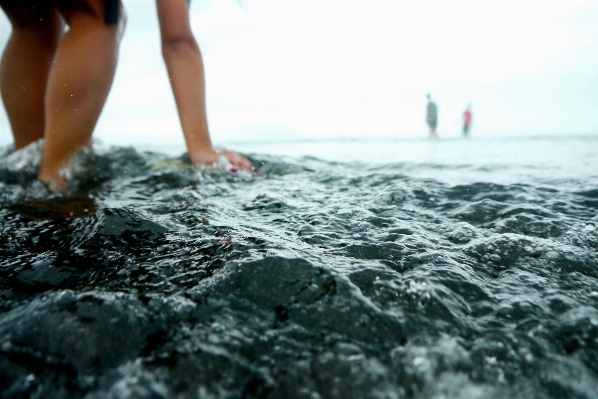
[161,35,199,58]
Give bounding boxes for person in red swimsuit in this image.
[462,104,472,137]
[0,0,251,191]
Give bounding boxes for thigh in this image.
[56,0,123,25]
[55,0,104,23]
[0,0,58,29]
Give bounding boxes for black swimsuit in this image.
[105,0,190,25]
[104,0,119,25]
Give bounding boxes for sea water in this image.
[0,136,597,398]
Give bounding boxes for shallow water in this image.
[1,137,597,399]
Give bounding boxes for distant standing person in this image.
[462,104,472,137]
[426,94,438,139]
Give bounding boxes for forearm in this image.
[162,39,214,161]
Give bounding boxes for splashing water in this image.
[0,137,597,398]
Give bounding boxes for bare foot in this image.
[38,170,67,192]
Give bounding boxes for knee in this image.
[57,0,124,30]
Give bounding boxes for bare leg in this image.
[38,0,123,188]
[0,1,62,149]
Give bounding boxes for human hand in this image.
[189,147,253,172]
[217,149,254,172]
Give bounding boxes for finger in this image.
[233,154,252,171]
[240,155,253,170]
[222,151,238,165]
[218,149,252,171]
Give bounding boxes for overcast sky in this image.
[1,0,597,148]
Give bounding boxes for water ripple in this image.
[0,142,597,398]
